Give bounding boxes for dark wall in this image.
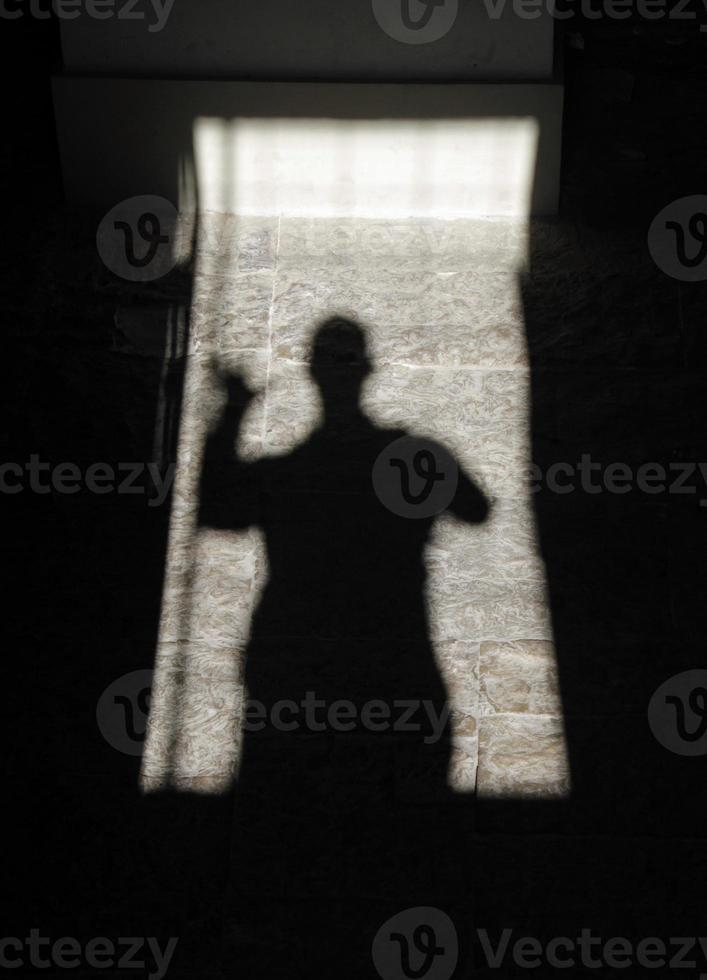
[57,0,554,80]
[6,12,707,979]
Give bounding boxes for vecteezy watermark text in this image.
[0,932,178,979]
[372,0,707,48]
[483,0,707,28]
[477,928,707,971]
[529,455,707,502]
[0,0,175,31]
[98,670,452,757]
[244,692,451,744]
[372,912,707,980]
[0,456,175,507]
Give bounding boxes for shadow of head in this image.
[309,316,372,412]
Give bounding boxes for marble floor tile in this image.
[143,634,244,790]
[270,268,524,356]
[277,216,528,273]
[179,213,280,274]
[426,576,553,643]
[260,360,530,498]
[434,638,480,713]
[427,497,545,585]
[146,215,565,799]
[477,714,570,799]
[365,366,530,423]
[340,320,528,370]
[260,361,322,454]
[180,350,269,451]
[478,639,562,715]
[170,673,243,781]
[189,270,275,355]
[159,551,258,650]
[448,733,478,793]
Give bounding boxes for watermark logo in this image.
[97,195,178,282]
[648,195,707,282]
[97,669,153,756]
[373,437,457,518]
[648,669,707,756]
[371,0,458,43]
[372,907,458,980]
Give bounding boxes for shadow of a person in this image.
[199,316,490,978]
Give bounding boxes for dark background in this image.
[4,12,707,978]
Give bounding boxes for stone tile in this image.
[142,635,244,789]
[158,534,259,650]
[448,733,478,793]
[270,268,524,362]
[277,216,527,271]
[477,714,570,799]
[428,497,545,584]
[435,638,480,713]
[357,320,528,369]
[189,551,259,642]
[471,440,531,499]
[179,350,269,451]
[186,525,262,576]
[158,668,242,747]
[171,675,243,780]
[262,360,529,446]
[365,366,530,422]
[261,361,322,453]
[388,418,526,497]
[152,635,244,683]
[452,708,478,739]
[189,270,274,355]
[426,577,552,643]
[146,216,565,805]
[178,212,280,273]
[368,375,529,497]
[478,640,562,715]
[257,374,531,501]
[478,496,546,582]
[260,360,530,497]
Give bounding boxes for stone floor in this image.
[11,199,707,977]
[143,214,568,801]
[9,28,707,976]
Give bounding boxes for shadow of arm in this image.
[448,465,491,524]
[198,370,260,531]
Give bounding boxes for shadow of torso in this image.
[199,343,488,977]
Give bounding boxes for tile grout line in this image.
[260,213,282,453]
[267,356,531,373]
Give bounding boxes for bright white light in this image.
[194,116,539,219]
[141,115,568,800]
